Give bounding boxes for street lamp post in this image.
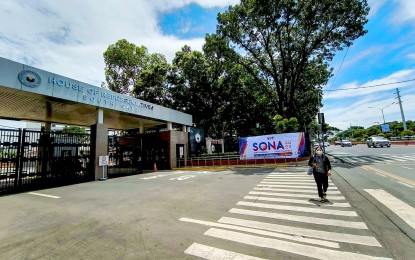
[350,123,354,139]
[368,103,393,124]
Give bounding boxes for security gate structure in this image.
[108,131,169,177]
[0,128,93,195]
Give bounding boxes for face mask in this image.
[316,151,323,156]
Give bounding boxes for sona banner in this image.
[239,133,306,160]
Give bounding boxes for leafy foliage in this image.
[273,115,299,133]
[332,121,415,141]
[104,39,149,95]
[103,1,370,144]
[169,36,276,138]
[104,39,172,106]
[62,126,88,135]
[216,0,369,128]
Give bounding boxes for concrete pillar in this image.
[167,122,173,130]
[139,122,144,134]
[91,109,108,181]
[97,108,104,124]
[182,125,187,132]
[43,122,52,132]
[206,137,212,154]
[91,123,108,181]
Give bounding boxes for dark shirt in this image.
[308,155,331,174]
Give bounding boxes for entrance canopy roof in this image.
[0,57,192,130]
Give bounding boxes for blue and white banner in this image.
[381,123,390,132]
[239,133,306,160]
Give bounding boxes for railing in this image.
[1,128,93,195]
[176,154,306,168]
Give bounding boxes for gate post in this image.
[91,123,108,181]
[16,128,24,190]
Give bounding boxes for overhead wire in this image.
[323,78,415,92]
[324,47,349,98]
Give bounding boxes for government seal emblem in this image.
[18,70,42,88]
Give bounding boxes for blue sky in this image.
[0,0,414,130]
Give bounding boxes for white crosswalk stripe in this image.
[228,208,367,229]
[388,155,406,162]
[181,168,393,259]
[205,229,391,260]
[361,156,384,162]
[244,195,351,207]
[185,243,266,260]
[364,189,415,229]
[217,217,381,247]
[248,191,346,200]
[399,155,415,161]
[329,152,415,164]
[257,183,339,190]
[236,201,357,216]
[254,187,343,194]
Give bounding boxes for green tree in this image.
[328,126,341,131]
[104,39,149,95]
[169,36,276,139]
[104,39,172,106]
[401,130,415,137]
[169,45,214,134]
[62,126,88,135]
[132,53,172,107]
[216,0,369,128]
[273,115,299,133]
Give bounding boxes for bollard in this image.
[153,163,157,172]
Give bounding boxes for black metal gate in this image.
[0,128,93,195]
[0,129,20,193]
[108,134,143,177]
[108,131,169,177]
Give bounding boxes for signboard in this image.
[99,155,109,166]
[239,132,306,160]
[188,127,205,156]
[381,123,390,133]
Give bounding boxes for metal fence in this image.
[182,154,303,168]
[0,129,20,193]
[0,128,93,195]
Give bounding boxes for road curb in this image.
[172,162,309,171]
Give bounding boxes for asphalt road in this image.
[325,144,415,257]
[1,163,414,259]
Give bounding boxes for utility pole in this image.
[395,88,407,131]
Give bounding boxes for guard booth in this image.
[0,57,192,194]
[107,126,189,176]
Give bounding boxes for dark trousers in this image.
[313,172,328,198]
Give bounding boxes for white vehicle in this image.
[341,140,352,147]
[367,136,390,148]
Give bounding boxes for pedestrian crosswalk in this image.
[180,169,393,259]
[328,152,415,164]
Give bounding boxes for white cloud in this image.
[367,0,387,18]
[0,0,236,86]
[391,0,415,24]
[322,71,415,130]
[156,0,239,10]
[324,69,415,100]
[407,53,415,60]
